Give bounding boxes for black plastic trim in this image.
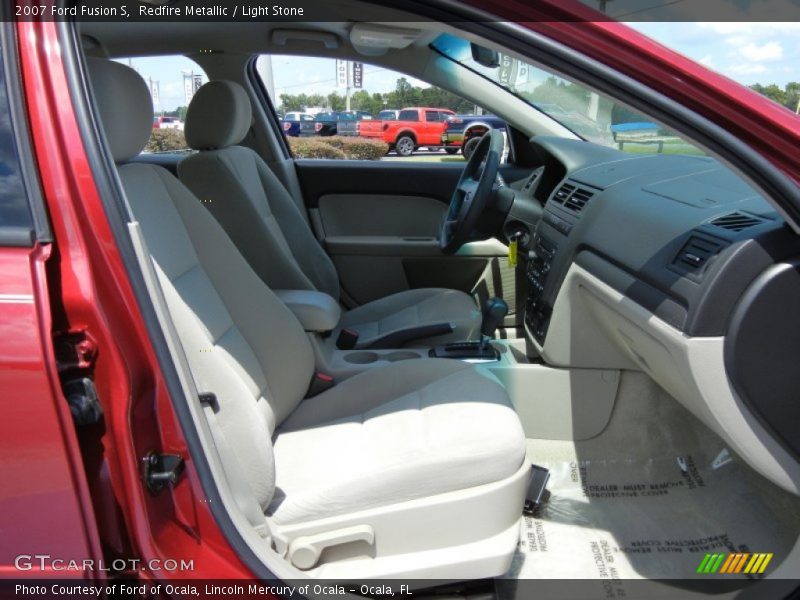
[296,159,533,211]
[363,322,454,349]
[725,260,800,462]
[296,159,464,208]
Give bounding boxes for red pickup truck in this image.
[358,107,456,156]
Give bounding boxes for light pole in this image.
[256,55,276,102]
[345,61,352,112]
[181,70,204,105]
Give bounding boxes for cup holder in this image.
[386,351,421,362]
[344,351,379,364]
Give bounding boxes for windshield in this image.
[431,33,703,155]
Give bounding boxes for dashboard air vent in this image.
[523,167,544,192]
[672,235,725,275]
[710,212,764,232]
[552,183,574,204]
[564,187,595,213]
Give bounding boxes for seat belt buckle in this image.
[306,372,335,398]
[523,464,551,516]
[336,328,359,350]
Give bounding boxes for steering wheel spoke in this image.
[439,130,505,254]
[458,178,478,196]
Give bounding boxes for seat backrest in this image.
[178,81,340,300]
[87,58,315,510]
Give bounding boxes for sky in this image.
[629,22,800,86]
[120,22,800,112]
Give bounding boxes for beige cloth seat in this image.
[177,80,480,348]
[271,359,524,526]
[87,58,526,576]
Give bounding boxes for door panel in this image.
[326,236,440,256]
[296,160,523,325]
[297,159,463,207]
[319,194,444,237]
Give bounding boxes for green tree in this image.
[160,106,188,120]
[393,78,420,108]
[530,76,587,114]
[750,83,787,106]
[279,93,304,112]
[307,94,326,108]
[278,93,328,112]
[783,82,800,112]
[277,78,484,115]
[351,90,381,114]
[326,92,345,111]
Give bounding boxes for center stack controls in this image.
[525,233,556,344]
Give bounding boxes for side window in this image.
[398,109,419,122]
[115,56,207,155]
[255,55,475,162]
[0,48,35,244]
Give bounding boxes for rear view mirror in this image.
[470,43,500,68]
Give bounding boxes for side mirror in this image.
[470,43,500,68]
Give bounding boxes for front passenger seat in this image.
[88,58,527,579]
[178,80,481,349]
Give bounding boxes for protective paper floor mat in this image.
[499,374,800,594]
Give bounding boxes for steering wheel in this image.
[439,129,505,254]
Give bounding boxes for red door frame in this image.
[0,241,103,579]
[16,18,247,579]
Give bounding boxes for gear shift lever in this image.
[480,297,508,350]
[429,297,507,361]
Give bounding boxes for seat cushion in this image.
[268,359,526,525]
[338,288,481,347]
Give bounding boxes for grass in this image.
[616,136,707,156]
[620,144,706,156]
[379,138,704,162]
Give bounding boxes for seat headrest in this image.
[86,58,153,163]
[185,81,252,150]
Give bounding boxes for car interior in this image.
[74,3,800,593]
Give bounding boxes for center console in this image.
[525,233,557,344]
[313,297,510,379]
[429,296,508,362]
[524,177,596,347]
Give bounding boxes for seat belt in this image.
[199,393,270,540]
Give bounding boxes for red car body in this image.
[358,107,455,154]
[3,0,799,586]
[152,116,183,130]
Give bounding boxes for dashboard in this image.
[505,136,800,495]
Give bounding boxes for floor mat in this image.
[500,373,800,594]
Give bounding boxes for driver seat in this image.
[178,81,480,348]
